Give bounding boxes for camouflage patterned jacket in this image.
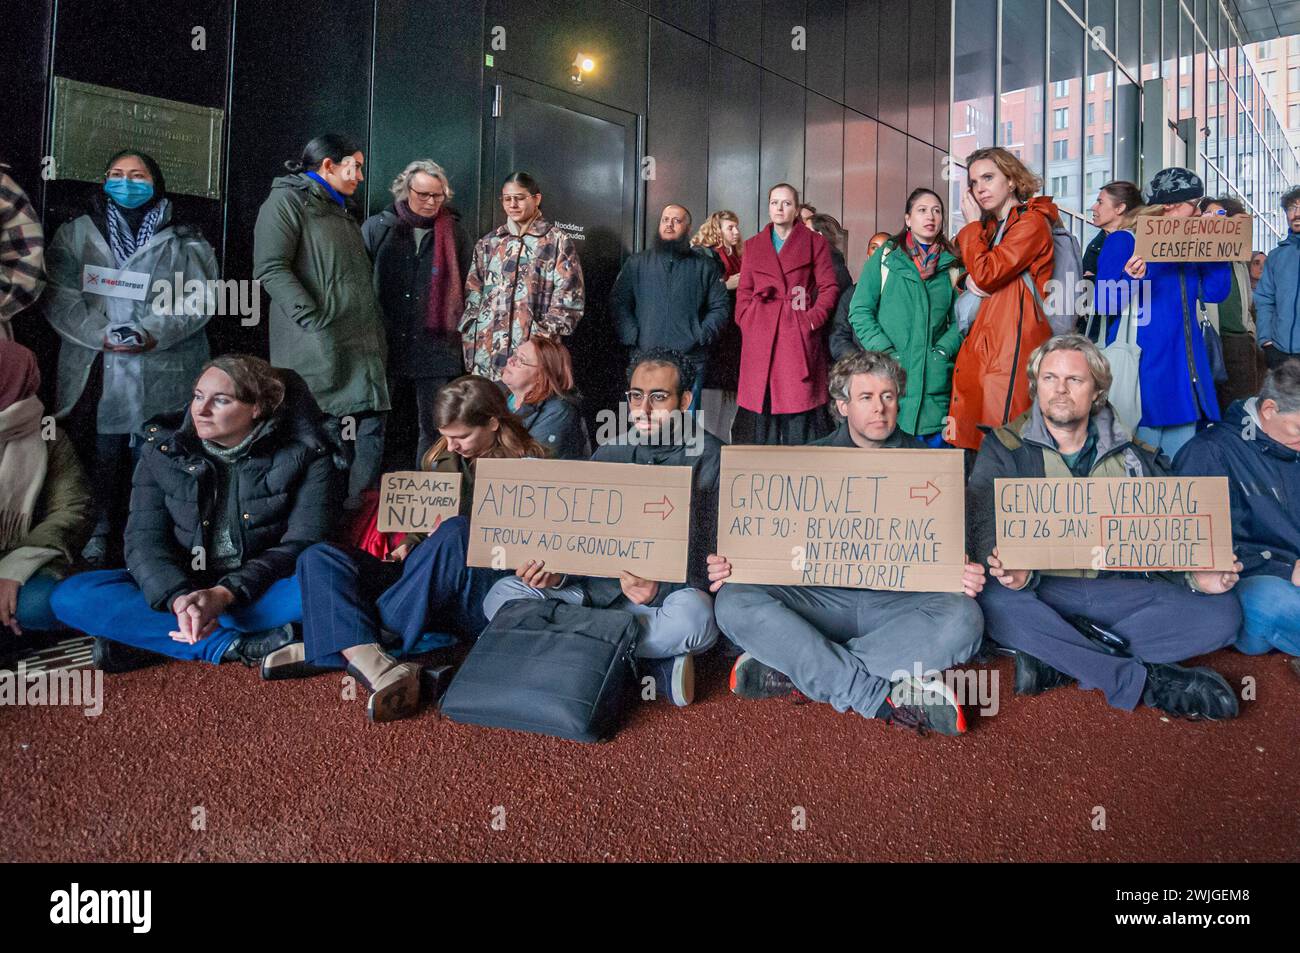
[459,216,584,380]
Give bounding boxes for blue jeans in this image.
[10,569,64,633]
[1234,575,1300,656]
[50,570,303,664]
[1135,423,1198,459]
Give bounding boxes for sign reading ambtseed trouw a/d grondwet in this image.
[994,476,1235,571]
[465,459,692,582]
[717,446,967,592]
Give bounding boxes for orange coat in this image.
[949,197,1059,450]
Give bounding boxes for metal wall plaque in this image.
[50,77,224,200]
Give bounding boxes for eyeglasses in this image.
[1287,204,1300,215]
[410,186,445,204]
[625,389,676,407]
[506,353,536,367]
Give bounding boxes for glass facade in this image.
[949,0,1300,250]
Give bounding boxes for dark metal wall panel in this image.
[646,20,710,244]
[762,0,807,86]
[2,0,55,200]
[876,121,908,236]
[844,0,879,119]
[759,69,806,226]
[842,109,878,279]
[804,90,844,222]
[806,0,845,103]
[707,47,762,237]
[711,0,762,64]
[876,0,909,133]
[907,135,935,197]
[934,0,951,150]
[651,0,710,39]
[908,0,936,145]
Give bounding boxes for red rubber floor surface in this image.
[2,647,1296,862]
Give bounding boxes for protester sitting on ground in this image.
[1175,359,1300,671]
[0,342,92,655]
[50,355,340,671]
[500,334,591,460]
[707,350,987,736]
[483,347,723,707]
[282,376,546,722]
[969,334,1243,720]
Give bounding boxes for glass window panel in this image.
[1117,0,1139,78]
[1115,69,1139,183]
[1048,1,1085,215]
[1001,0,1047,174]
[950,0,998,232]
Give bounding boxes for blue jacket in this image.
[1095,229,1230,428]
[1252,229,1300,355]
[1174,398,1300,581]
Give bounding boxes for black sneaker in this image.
[645,653,695,706]
[223,624,296,666]
[879,675,967,736]
[1014,651,1076,696]
[728,652,795,700]
[92,637,165,674]
[1141,662,1239,720]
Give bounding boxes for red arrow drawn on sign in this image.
[909,480,940,506]
[643,495,674,520]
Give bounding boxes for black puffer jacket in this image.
[516,392,592,460]
[125,370,344,611]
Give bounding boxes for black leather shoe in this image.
[92,637,165,674]
[1014,651,1075,696]
[1142,662,1239,720]
[421,664,455,705]
[223,624,296,666]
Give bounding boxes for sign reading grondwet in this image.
[51,77,224,200]
[717,446,968,592]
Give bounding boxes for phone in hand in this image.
[107,325,146,347]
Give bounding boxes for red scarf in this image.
[398,201,463,334]
[905,231,940,281]
[712,244,741,280]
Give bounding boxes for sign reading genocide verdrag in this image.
[994,476,1235,571]
[376,471,461,535]
[1130,213,1252,262]
[717,446,967,592]
[465,458,692,582]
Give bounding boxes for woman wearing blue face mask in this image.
[42,149,218,568]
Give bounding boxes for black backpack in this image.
[438,598,640,743]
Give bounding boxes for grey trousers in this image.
[714,583,984,717]
[483,576,720,660]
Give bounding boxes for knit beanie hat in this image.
[1146,167,1204,206]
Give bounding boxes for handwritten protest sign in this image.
[376,471,461,534]
[466,458,692,581]
[1131,213,1252,262]
[994,476,1234,571]
[717,446,967,592]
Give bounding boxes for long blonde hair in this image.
[691,210,742,256]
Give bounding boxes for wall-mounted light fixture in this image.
[571,53,596,86]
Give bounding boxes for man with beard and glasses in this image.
[611,204,730,409]
[968,335,1244,721]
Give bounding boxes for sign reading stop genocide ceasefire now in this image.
[717,446,968,593]
[465,458,693,582]
[1131,213,1253,262]
[994,476,1235,571]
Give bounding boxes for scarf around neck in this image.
[107,198,168,266]
[905,231,940,281]
[395,203,463,335]
[0,396,47,551]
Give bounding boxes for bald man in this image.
[611,203,730,406]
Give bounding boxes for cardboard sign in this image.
[82,264,151,300]
[1131,214,1252,262]
[465,458,692,581]
[994,476,1234,571]
[376,471,461,534]
[717,446,967,593]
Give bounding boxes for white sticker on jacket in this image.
[82,264,151,301]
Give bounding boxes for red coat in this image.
[949,196,1059,450]
[735,222,840,414]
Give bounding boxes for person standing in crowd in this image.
[51,356,339,671]
[0,164,44,340]
[44,149,217,568]
[362,159,473,467]
[1249,250,1266,291]
[1198,196,1265,411]
[611,203,729,409]
[500,334,591,459]
[1083,180,1143,278]
[1252,186,1300,369]
[1175,360,1300,675]
[484,348,722,707]
[0,342,91,655]
[254,134,389,510]
[733,183,840,445]
[970,335,1243,720]
[284,377,547,722]
[691,210,744,440]
[798,203,817,226]
[809,213,853,296]
[461,172,584,381]
[1094,168,1230,458]
[709,350,988,736]
[847,187,964,446]
[949,147,1059,451]
[866,232,891,258]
